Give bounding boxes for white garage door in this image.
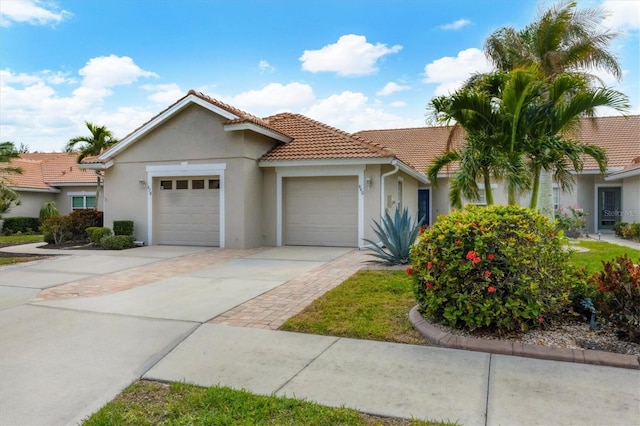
[284,176,358,247]
[155,177,220,246]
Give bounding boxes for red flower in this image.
[538,317,545,323]
[487,286,496,293]
[425,282,434,289]
[427,261,433,270]
[487,253,495,261]
[466,250,477,260]
[484,270,492,278]
[406,266,412,276]
[472,256,481,265]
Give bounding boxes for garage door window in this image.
[209,179,220,189]
[176,180,189,190]
[192,179,205,189]
[160,180,172,190]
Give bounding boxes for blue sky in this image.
[1,0,638,152]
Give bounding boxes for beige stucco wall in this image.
[6,191,56,218]
[621,175,640,224]
[103,104,277,248]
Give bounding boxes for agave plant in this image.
[363,207,421,265]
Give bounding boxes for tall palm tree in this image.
[0,142,22,218]
[483,0,625,214]
[65,121,118,210]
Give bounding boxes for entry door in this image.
[418,189,430,226]
[597,187,621,231]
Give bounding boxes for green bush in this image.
[42,215,73,245]
[631,223,640,241]
[591,254,640,343]
[69,210,103,241]
[39,201,59,223]
[613,222,628,237]
[86,227,112,245]
[410,205,578,333]
[2,217,41,235]
[113,220,134,236]
[99,235,135,250]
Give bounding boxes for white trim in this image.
[275,165,365,247]
[45,182,95,187]
[144,163,227,247]
[13,187,61,193]
[99,95,240,161]
[224,122,292,143]
[594,184,623,232]
[68,191,95,196]
[606,168,640,181]
[79,160,113,170]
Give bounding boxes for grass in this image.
[82,381,449,426]
[0,234,45,265]
[569,240,640,274]
[280,270,427,345]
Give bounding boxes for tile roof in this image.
[2,153,94,190]
[355,115,640,174]
[259,113,395,161]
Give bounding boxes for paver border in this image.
[409,305,640,370]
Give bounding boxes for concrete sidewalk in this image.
[1,244,639,425]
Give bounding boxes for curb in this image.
[409,305,640,370]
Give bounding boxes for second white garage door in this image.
[283,176,358,247]
[155,177,220,246]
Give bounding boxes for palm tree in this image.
[0,142,22,218]
[483,0,625,214]
[65,121,118,210]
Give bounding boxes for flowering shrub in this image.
[555,205,588,236]
[410,205,579,333]
[591,255,640,343]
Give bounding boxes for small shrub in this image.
[86,227,112,245]
[631,223,640,241]
[411,205,578,333]
[613,222,628,238]
[2,217,41,235]
[42,216,73,245]
[39,201,59,222]
[99,235,135,250]
[69,210,104,241]
[113,220,134,236]
[591,254,640,343]
[363,207,421,265]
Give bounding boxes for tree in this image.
[65,121,118,210]
[0,142,22,218]
[483,0,626,214]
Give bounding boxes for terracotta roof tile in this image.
[355,115,640,174]
[260,113,395,161]
[2,153,94,190]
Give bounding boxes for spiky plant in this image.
[363,207,421,265]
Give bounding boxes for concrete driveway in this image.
[0,245,352,425]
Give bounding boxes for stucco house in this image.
[77,90,638,248]
[3,152,102,219]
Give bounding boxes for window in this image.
[208,179,220,189]
[477,189,487,206]
[72,195,95,210]
[397,179,403,210]
[192,179,205,189]
[176,180,188,190]
[160,180,173,190]
[553,187,560,210]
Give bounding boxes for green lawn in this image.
[82,381,449,426]
[0,234,45,265]
[569,240,640,274]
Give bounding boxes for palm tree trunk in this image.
[483,171,494,205]
[537,170,555,219]
[529,166,541,209]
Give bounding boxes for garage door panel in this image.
[284,176,357,247]
[156,178,220,246]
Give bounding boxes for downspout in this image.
[380,160,399,217]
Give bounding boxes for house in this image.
[3,153,102,218]
[8,90,636,246]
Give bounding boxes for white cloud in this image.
[601,0,640,31]
[79,55,157,89]
[0,0,72,27]
[259,60,275,72]
[439,19,472,30]
[228,82,315,114]
[423,48,493,95]
[376,82,410,96]
[141,83,185,104]
[303,91,423,132]
[390,101,407,108]
[300,34,402,76]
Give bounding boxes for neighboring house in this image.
[2,153,102,219]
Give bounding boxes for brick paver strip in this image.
[209,249,371,329]
[33,247,268,301]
